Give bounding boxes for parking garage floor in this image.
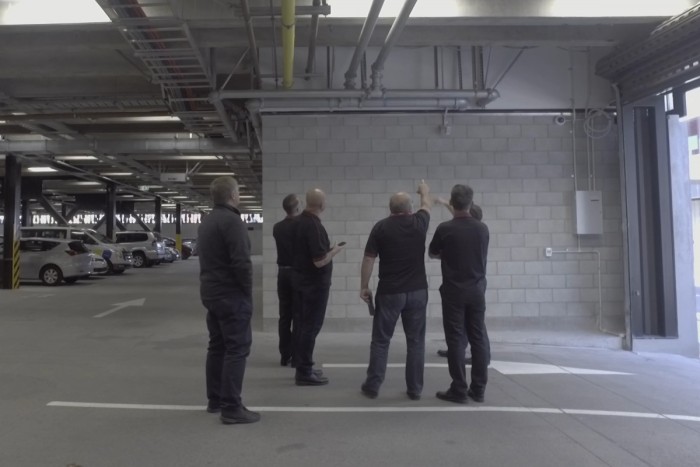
[2,259,700,467]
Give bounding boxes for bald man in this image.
[292,188,344,385]
[359,180,431,400]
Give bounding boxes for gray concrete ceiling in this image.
[0,0,690,215]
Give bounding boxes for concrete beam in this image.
[0,138,249,155]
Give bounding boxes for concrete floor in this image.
[1,259,700,467]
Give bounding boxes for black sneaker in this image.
[437,349,448,357]
[467,389,484,403]
[360,384,378,399]
[220,406,260,425]
[436,389,468,404]
[206,402,220,414]
[407,392,421,401]
[280,356,292,367]
[295,372,329,386]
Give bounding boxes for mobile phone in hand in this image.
[366,291,375,316]
[337,241,346,247]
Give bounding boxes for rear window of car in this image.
[21,229,67,239]
[117,232,148,243]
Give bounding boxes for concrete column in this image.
[105,183,116,240]
[175,203,182,253]
[20,200,31,227]
[2,155,22,289]
[154,197,162,233]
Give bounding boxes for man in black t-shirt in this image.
[429,184,490,404]
[293,188,344,386]
[359,180,431,400]
[273,194,301,367]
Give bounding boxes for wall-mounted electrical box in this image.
[575,190,603,235]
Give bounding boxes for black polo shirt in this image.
[293,210,332,285]
[429,212,489,296]
[364,209,429,295]
[273,216,297,267]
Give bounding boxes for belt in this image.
[278,265,293,269]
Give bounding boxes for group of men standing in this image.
[196,175,489,426]
[275,180,490,404]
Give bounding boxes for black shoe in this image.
[220,406,260,424]
[436,389,467,404]
[206,402,220,414]
[360,384,378,399]
[295,372,329,386]
[280,356,292,367]
[312,368,324,377]
[437,349,448,357]
[467,389,484,403]
[407,392,421,401]
[465,357,472,365]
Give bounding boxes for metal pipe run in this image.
[370,0,418,92]
[281,0,296,89]
[240,0,262,89]
[343,0,386,89]
[304,0,322,81]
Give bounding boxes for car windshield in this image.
[85,229,114,244]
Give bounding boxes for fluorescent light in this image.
[172,196,189,199]
[1,0,110,25]
[162,204,176,207]
[239,195,256,199]
[196,172,237,176]
[27,166,57,173]
[56,155,98,161]
[100,172,133,176]
[70,181,102,186]
[155,191,178,194]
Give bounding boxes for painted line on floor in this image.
[46,402,700,422]
[321,362,632,376]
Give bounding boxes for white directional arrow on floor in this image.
[322,362,631,376]
[94,298,146,318]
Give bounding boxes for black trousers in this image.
[203,293,252,411]
[440,286,490,396]
[277,267,298,361]
[295,282,330,376]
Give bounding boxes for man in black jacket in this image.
[198,176,259,424]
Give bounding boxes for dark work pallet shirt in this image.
[273,216,298,267]
[293,210,332,286]
[364,209,430,295]
[429,213,489,296]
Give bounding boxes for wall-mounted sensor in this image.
[545,247,553,257]
[554,115,567,126]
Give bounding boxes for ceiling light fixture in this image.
[27,166,57,173]
[100,172,133,176]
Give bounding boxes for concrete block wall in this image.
[262,113,622,331]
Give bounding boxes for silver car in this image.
[3,238,93,286]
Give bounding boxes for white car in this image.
[90,254,109,275]
[4,238,93,286]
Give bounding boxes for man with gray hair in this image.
[198,176,259,424]
[429,184,490,404]
[359,180,431,400]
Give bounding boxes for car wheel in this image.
[40,265,63,286]
[133,252,146,268]
[64,277,78,284]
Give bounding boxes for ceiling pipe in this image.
[211,97,240,143]
[370,0,418,93]
[212,89,498,101]
[304,0,322,81]
[281,0,296,89]
[240,0,263,89]
[343,0,386,90]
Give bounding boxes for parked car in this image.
[162,247,175,263]
[20,227,132,274]
[163,237,192,260]
[90,254,109,275]
[0,238,92,286]
[182,238,197,257]
[115,231,166,268]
